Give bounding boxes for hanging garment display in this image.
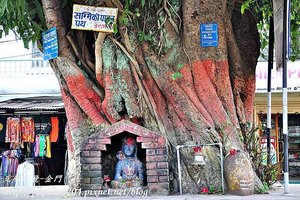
[34,135,40,157]
[35,134,51,158]
[0,150,20,187]
[46,136,51,158]
[21,117,35,143]
[39,135,46,157]
[15,160,35,187]
[50,117,59,142]
[5,117,21,143]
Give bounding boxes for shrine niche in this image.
[80,120,169,195]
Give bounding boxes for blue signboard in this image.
[200,23,218,47]
[42,27,58,60]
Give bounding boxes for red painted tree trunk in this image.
[41,0,260,193]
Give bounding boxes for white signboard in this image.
[256,61,300,93]
[71,4,118,32]
[261,137,277,165]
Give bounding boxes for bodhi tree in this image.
[0,0,299,193]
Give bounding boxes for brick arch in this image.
[80,120,169,195]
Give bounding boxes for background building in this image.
[255,60,300,183]
[0,32,67,186]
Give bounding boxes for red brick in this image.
[137,137,157,142]
[142,142,158,149]
[81,178,91,184]
[147,176,158,183]
[84,143,103,151]
[90,151,101,157]
[88,139,97,144]
[81,171,102,178]
[157,169,168,176]
[142,141,166,149]
[99,138,111,144]
[146,155,156,162]
[91,177,103,184]
[82,164,90,171]
[157,162,168,169]
[148,182,169,190]
[157,137,166,145]
[90,164,102,170]
[81,157,101,164]
[159,176,169,182]
[99,145,107,151]
[156,155,168,162]
[147,169,158,176]
[81,151,90,157]
[156,148,166,155]
[146,149,155,155]
[146,162,157,170]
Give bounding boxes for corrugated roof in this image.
[0,98,64,110]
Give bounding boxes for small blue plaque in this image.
[200,23,218,47]
[42,27,58,60]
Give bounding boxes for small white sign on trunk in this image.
[71,4,118,33]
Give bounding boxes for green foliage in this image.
[176,63,184,69]
[137,31,152,42]
[255,181,270,194]
[113,23,118,34]
[0,0,46,48]
[170,72,182,80]
[240,124,281,189]
[208,185,215,193]
[241,0,300,60]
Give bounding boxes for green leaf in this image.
[33,0,46,27]
[241,4,246,14]
[290,56,297,62]
[171,72,183,80]
[141,0,145,7]
[28,8,38,18]
[113,23,118,34]
[121,17,129,26]
[176,63,184,69]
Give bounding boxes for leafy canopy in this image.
[0,0,299,60]
[0,0,45,48]
[242,0,300,61]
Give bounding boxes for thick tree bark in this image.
[40,0,260,193]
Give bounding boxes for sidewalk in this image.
[0,182,299,200]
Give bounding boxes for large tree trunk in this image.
[40,0,260,193]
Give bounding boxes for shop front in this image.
[0,96,67,187]
[255,61,300,183]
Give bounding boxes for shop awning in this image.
[0,96,64,113]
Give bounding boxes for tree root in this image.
[95,32,108,86]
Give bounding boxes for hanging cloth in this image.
[21,117,35,143]
[5,117,21,143]
[35,135,40,157]
[45,136,51,158]
[15,161,35,187]
[50,117,59,142]
[39,135,46,157]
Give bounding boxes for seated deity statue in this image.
[111,137,144,188]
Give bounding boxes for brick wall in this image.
[80,120,169,195]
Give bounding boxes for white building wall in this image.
[0,32,60,95]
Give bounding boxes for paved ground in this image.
[0,182,299,200]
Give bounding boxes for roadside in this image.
[0,182,299,200]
